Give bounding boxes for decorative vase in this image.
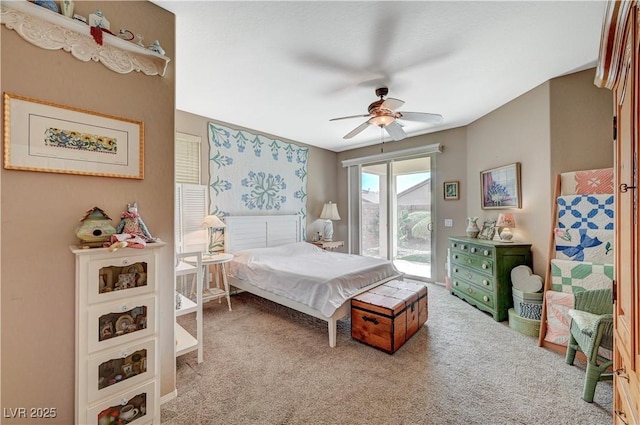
[61,0,74,18]
[466,217,480,238]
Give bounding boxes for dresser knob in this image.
[467,287,473,294]
[467,259,472,264]
[454,268,459,273]
[120,398,128,406]
[470,247,476,253]
[122,259,130,265]
[453,281,459,287]
[121,305,128,312]
[483,280,489,286]
[121,351,130,358]
[482,264,488,269]
[483,296,489,302]
[483,250,489,256]
[453,243,457,248]
[454,254,458,259]
[461,244,466,250]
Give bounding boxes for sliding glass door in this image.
[361,156,433,280]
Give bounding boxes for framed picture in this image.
[3,93,143,179]
[480,162,521,209]
[478,220,497,240]
[443,181,459,200]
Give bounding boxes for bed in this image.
[223,215,402,347]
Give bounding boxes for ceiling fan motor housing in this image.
[375,87,389,98]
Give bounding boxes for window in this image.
[175,132,201,184]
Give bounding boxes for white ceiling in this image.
[152,1,606,153]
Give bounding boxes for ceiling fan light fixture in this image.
[369,115,394,127]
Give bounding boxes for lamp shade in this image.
[320,202,340,221]
[200,214,226,229]
[496,213,516,228]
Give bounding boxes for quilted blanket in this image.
[554,228,614,263]
[550,259,613,293]
[557,194,614,230]
[560,168,613,195]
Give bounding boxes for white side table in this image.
[187,253,233,311]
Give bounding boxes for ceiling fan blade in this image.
[330,114,370,122]
[343,121,371,139]
[397,111,443,124]
[380,97,404,111]
[384,121,406,141]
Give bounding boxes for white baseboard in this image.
[160,389,178,404]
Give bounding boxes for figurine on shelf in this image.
[88,9,110,29]
[147,40,165,56]
[116,202,155,242]
[60,0,74,18]
[33,0,59,13]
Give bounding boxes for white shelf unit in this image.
[175,252,203,363]
[71,242,165,425]
[0,0,170,76]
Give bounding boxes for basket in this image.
[508,308,541,337]
[512,288,543,320]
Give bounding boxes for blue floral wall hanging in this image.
[208,123,308,235]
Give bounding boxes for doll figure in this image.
[116,202,155,242]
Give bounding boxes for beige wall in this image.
[467,81,552,278]
[1,2,176,423]
[175,111,339,244]
[549,69,614,176]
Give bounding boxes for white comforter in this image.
[228,242,400,317]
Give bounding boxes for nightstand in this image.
[312,240,344,250]
[186,253,233,310]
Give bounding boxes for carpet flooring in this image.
[161,282,612,424]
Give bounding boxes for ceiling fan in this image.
[330,87,443,141]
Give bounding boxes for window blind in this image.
[175,132,201,184]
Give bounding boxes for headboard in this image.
[223,215,302,253]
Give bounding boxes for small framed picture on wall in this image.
[443,181,459,200]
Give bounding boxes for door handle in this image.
[620,183,636,193]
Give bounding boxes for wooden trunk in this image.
[351,280,428,353]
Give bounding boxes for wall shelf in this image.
[0,1,170,76]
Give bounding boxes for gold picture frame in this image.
[480,162,521,209]
[3,92,144,179]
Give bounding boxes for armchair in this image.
[564,288,614,402]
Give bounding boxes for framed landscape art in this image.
[480,162,521,209]
[3,93,144,179]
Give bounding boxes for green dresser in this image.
[449,236,532,321]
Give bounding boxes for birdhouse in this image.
[76,206,117,247]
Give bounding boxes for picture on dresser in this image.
[481,162,521,209]
[477,220,496,240]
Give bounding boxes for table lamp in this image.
[319,201,340,241]
[496,213,516,242]
[200,214,226,254]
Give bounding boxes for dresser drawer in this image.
[88,254,156,304]
[451,252,494,275]
[450,240,470,253]
[451,279,495,309]
[468,243,494,259]
[89,295,156,353]
[450,265,494,291]
[88,338,155,404]
[90,381,155,425]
